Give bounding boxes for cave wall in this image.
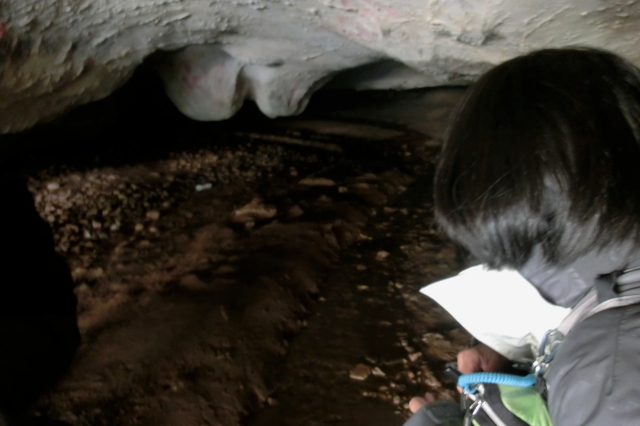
[1,0,639,133]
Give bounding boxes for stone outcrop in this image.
[1,0,639,133]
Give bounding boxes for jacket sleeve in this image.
[546,304,640,426]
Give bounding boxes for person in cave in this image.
[0,172,80,426]
[403,48,640,425]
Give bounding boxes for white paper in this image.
[420,265,571,360]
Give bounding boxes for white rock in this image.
[372,366,386,377]
[195,183,213,192]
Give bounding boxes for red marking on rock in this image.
[189,75,201,89]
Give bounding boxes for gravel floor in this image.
[0,68,467,426]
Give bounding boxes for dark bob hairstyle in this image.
[435,48,640,269]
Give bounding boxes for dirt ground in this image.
[0,68,468,426]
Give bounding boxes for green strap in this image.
[497,385,553,426]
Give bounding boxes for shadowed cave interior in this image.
[1,59,471,426]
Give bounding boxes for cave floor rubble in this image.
[1,79,467,426]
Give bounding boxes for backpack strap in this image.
[554,289,598,336]
[534,267,640,399]
[556,268,640,334]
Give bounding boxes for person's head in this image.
[435,48,640,269]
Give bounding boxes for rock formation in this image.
[1,0,639,133]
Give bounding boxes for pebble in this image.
[230,198,277,223]
[71,267,86,280]
[351,182,370,190]
[408,352,422,362]
[356,285,370,291]
[371,367,386,377]
[354,173,378,182]
[349,364,372,381]
[46,182,60,191]
[422,370,442,388]
[298,177,336,187]
[375,250,390,261]
[266,397,278,406]
[287,205,304,218]
[86,268,104,280]
[356,264,367,271]
[195,183,213,192]
[146,210,160,220]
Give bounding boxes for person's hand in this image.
[457,343,509,374]
[409,343,510,414]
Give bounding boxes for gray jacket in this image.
[520,245,640,426]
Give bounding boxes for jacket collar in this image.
[519,243,640,308]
